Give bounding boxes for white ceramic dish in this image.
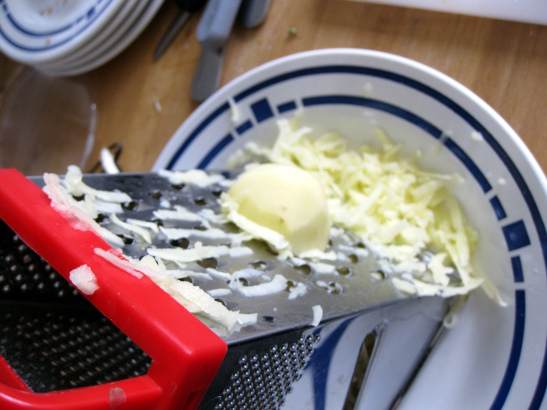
[40,0,164,77]
[0,0,124,64]
[35,0,144,70]
[154,49,547,409]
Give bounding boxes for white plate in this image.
[35,0,146,71]
[40,0,165,77]
[0,0,124,64]
[154,49,547,409]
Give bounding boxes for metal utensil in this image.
[238,0,271,28]
[154,0,207,61]
[190,0,271,101]
[191,0,242,102]
[191,0,271,102]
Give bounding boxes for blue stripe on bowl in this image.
[489,290,526,410]
[197,133,234,169]
[251,98,275,123]
[165,64,547,408]
[503,221,532,251]
[166,101,229,170]
[491,196,508,220]
[0,0,114,52]
[277,100,298,113]
[531,360,547,409]
[302,94,445,139]
[511,256,525,283]
[236,120,253,136]
[443,137,492,193]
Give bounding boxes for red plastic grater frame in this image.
[0,169,228,410]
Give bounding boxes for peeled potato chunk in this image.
[227,164,330,254]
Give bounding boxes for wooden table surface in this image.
[1,0,546,175]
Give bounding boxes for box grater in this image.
[0,169,455,410]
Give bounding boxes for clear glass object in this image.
[0,66,96,175]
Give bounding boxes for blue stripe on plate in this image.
[165,64,547,407]
[197,133,234,169]
[443,137,492,193]
[503,221,532,252]
[511,256,525,283]
[490,290,526,410]
[0,0,114,51]
[236,120,254,135]
[251,98,275,123]
[303,94,443,137]
[277,100,298,113]
[531,357,547,409]
[491,196,508,220]
[167,101,230,169]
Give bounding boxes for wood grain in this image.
[1,0,546,174]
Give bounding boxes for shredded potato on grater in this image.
[228,119,487,298]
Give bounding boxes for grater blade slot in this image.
[343,331,377,410]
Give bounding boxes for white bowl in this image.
[37,0,165,77]
[154,48,547,410]
[0,0,124,65]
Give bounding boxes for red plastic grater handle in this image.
[0,169,228,410]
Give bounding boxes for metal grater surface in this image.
[204,330,319,409]
[0,171,454,409]
[61,171,419,344]
[0,219,152,393]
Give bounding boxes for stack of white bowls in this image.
[0,0,165,76]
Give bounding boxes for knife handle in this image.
[196,0,242,49]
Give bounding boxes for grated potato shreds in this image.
[43,169,125,248]
[43,167,260,335]
[232,119,485,297]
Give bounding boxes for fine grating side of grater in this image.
[0,169,455,410]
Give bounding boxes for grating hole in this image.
[193,196,207,206]
[316,280,343,295]
[371,270,387,281]
[211,187,223,197]
[147,190,163,200]
[294,264,311,276]
[249,260,267,270]
[198,257,218,269]
[170,237,190,249]
[171,183,185,190]
[337,266,352,277]
[121,201,138,211]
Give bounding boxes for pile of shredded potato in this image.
[229,119,485,297]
